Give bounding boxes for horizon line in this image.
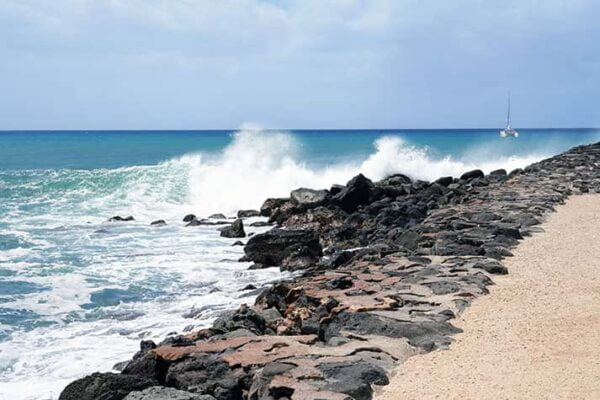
[1,127,599,133]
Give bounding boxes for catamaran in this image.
[500,92,519,138]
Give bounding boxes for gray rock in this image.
[59,372,155,400]
[165,354,241,400]
[324,312,461,350]
[213,304,266,334]
[124,387,215,400]
[319,361,388,400]
[290,188,329,208]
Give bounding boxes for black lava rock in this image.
[243,228,322,267]
[59,372,155,400]
[219,219,245,238]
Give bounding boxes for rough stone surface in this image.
[290,188,330,208]
[59,372,155,400]
[124,387,216,400]
[243,228,322,268]
[61,143,600,400]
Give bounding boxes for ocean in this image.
[1,128,599,399]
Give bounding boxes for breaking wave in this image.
[2,129,548,221]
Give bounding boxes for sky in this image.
[0,0,598,130]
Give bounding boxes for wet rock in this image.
[331,174,375,212]
[109,216,135,222]
[237,209,260,218]
[208,213,227,219]
[182,214,196,222]
[219,219,245,238]
[290,188,329,208]
[244,229,322,267]
[150,220,166,226]
[232,240,244,246]
[59,372,155,400]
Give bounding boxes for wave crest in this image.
[1,129,549,220]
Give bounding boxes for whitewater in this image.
[0,128,598,399]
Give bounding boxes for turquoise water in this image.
[0,128,599,399]
[1,129,598,170]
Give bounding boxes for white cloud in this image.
[0,0,598,129]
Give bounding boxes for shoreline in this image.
[59,142,600,400]
[377,194,600,399]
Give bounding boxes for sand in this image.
[377,195,600,400]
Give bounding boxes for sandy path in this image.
[377,195,600,400]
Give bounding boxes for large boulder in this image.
[460,169,484,181]
[244,229,322,267]
[331,174,375,212]
[290,188,329,208]
[219,219,245,238]
[59,372,155,400]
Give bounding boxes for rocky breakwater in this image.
[60,143,600,400]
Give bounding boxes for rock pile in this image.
[60,143,600,400]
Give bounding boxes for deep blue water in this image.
[0,128,599,399]
[2,129,599,170]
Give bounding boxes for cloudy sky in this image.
[0,0,598,129]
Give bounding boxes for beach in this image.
[377,194,600,400]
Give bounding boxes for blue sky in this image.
[0,0,598,129]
